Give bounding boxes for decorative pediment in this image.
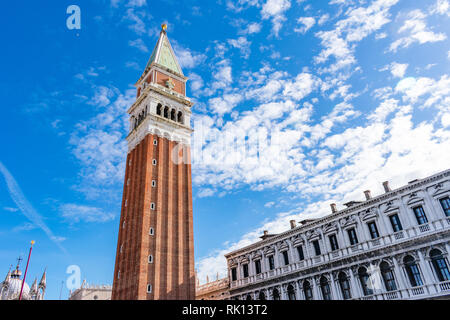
[306,229,320,240]
[250,251,261,260]
[432,182,447,197]
[340,215,357,228]
[323,222,338,234]
[360,208,378,222]
[238,256,249,264]
[277,240,289,251]
[292,235,304,246]
[263,246,275,255]
[383,200,399,214]
[406,192,423,205]
[228,258,238,267]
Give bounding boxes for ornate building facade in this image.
[112,24,195,300]
[195,274,230,300]
[69,280,112,300]
[0,263,46,300]
[225,169,450,300]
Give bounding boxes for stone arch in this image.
[156,103,162,116]
[164,106,169,118]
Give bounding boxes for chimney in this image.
[382,181,391,193]
[290,220,296,229]
[364,190,372,200]
[330,203,337,214]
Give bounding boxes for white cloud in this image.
[389,9,447,52]
[264,201,275,208]
[315,0,399,73]
[261,0,292,36]
[128,38,148,52]
[69,86,134,199]
[3,207,19,212]
[126,0,146,7]
[381,62,408,78]
[243,22,262,34]
[228,37,252,59]
[189,73,204,93]
[430,0,450,16]
[124,8,147,34]
[318,14,330,25]
[209,93,244,115]
[390,62,408,78]
[294,17,316,34]
[60,204,115,223]
[196,77,450,283]
[173,42,207,69]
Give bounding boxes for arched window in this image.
[177,111,183,123]
[430,249,450,282]
[246,294,252,300]
[272,288,280,300]
[320,276,332,300]
[380,261,397,291]
[258,291,266,300]
[303,280,313,300]
[404,255,423,287]
[358,267,373,296]
[156,104,162,116]
[338,272,352,300]
[164,106,169,118]
[287,284,296,300]
[170,109,176,121]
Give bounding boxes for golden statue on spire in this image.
[161,23,167,32]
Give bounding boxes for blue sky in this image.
[0,0,449,300]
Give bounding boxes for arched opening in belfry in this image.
[177,111,183,124]
[156,104,162,116]
[171,109,176,121]
[164,106,169,118]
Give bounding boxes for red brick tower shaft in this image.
[112,24,195,300]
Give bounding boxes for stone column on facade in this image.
[287,240,295,270]
[398,198,416,232]
[281,284,287,300]
[313,277,321,300]
[357,214,371,249]
[392,256,408,295]
[236,260,241,279]
[295,280,303,300]
[301,234,310,267]
[417,249,437,294]
[318,227,328,257]
[337,223,346,253]
[248,255,254,279]
[274,244,280,270]
[423,189,441,223]
[329,272,339,300]
[349,268,361,299]
[375,207,389,240]
[261,250,266,274]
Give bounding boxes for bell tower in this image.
[112,24,195,300]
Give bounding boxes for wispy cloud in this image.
[60,204,115,223]
[0,161,66,253]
